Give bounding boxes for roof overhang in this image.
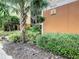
[45,0,77,10]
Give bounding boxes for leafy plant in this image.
[8,32,20,43]
[36,33,79,59]
[26,25,41,44]
[0,30,21,43]
[37,16,45,23]
[3,16,19,31]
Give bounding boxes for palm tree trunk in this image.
[19,2,28,43]
[20,13,27,43]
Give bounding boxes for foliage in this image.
[31,0,48,8]
[37,16,45,23]
[36,33,79,59]
[31,0,48,24]
[0,0,48,41]
[26,25,41,43]
[3,16,19,24]
[0,30,19,36]
[0,2,10,28]
[31,0,48,14]
[3,16,19,31]
[1,0,30,17]
[6,31,20,43]
[0,0,31,41]
[0,31,4,36]
[10,16,19,24]
[8,33,20,43]
[0,30,20,42]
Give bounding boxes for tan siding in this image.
[68,1,79,33]
[44,1,79,34]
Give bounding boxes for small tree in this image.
[1,0,31,42]
[0,0,48,42]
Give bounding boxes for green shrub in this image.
[0,30,21,43]
[3,16,19,31]
[0,31,4,36]
[0,30,19,36]
[8,31,20,43]
[26,25,41,44]
[37,16,45,23]
[36,33,79,59]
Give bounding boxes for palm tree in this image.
[31,0,48,24]
[0,0,31,42]
[0,2,10,29]
[0,0,48,42]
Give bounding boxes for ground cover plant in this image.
[36,33,79,59]
[0,31,19,36]
[26,25,41,44]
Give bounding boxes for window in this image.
[50,8,56,15]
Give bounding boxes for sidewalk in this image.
[0,43,13,59]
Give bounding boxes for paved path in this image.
[3,43,66,59]
[0,43,13,59]
[0,38,66,59]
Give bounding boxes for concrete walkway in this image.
[0,43,13,59]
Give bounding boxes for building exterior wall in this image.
[26,11,31,28]
[43,1,79,34]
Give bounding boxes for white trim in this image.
[50,8,56,15]
[44,0,77,11]
[41,23,44,34]
[35,23,44,34]
[41,10,44,34]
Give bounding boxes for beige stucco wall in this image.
[26,11,31,25]
[44,1,79,34]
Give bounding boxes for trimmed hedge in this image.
[36,33,79,59]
